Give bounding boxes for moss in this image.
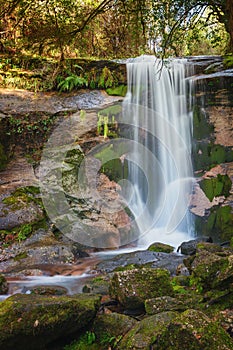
[106,85,127,97]
[13,251,28,261]
[207,206,233,241]
[99,104,122,116]
[192,105,214,141]
[195,206,233,242]
[192,142,233,171]
[101,158,125,182]
[118,311,178,349]
[223,54,233,69]
[92,313,136,348]
[0,293,101,349]
[0,218,48,244]
[2,186,43,210]
[109,268,174,310]
[147,242,174,253]
[200,174,232,201]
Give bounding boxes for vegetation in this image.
[0,1,232,61]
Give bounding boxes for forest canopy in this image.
[0,0,232,59]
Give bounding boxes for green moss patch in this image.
[106,85,127,97]
[200,174,232,201]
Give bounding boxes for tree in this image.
[0,0,232,58]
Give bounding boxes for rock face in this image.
[0,293,101,350]
[190,59,233,242]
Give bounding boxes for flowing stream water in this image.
[121,55,194,248]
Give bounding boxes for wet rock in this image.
[96,250,185,276]
[177,236,213,255]
[109,268,174,310]
[119,309,233,350]
[0,293,101,350]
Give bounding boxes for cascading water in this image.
[122,56,194,248]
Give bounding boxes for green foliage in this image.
[97,113,118,139]
[223,54,233,68]
[57,74,88,92]
[106,85,127,97]
[17,224,33,242]
[64,331,97,350]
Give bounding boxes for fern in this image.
[57,74,88,92]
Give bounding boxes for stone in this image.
[145,296,186,315]
[177,236,213,255]
[0,293,101,350]
[109,268,174,310]
[147,242,174,253]
[92,313,136,344]
[190,247,233,291]
[118,311,178,349]
[118,309,233,350]
[96,250,184,275]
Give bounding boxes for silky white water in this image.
[122,55,194,248]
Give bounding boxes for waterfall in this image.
[121,55,194,248]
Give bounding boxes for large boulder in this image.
[190,243,233,291]
[118,309,233,349]
[109,268,174,310]
[0,293,101,349]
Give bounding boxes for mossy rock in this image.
[0,293,101,350]
[147,242,174,253]
[192,142,233,171]
[92,313,136,347]
[145,296,186,315]
[101,158,126,182]
[82,276,110,295]
[118,311,178,349]
[190,249,233,291]
[195,206,233,242]
[207,206,233,241]
[200,174,232,201]
[109,268,174,310]
[0,274,8,294]
[153,309,233,350]
[119,309,233,349]
[106,85,127,97]
[192,105,214,141]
